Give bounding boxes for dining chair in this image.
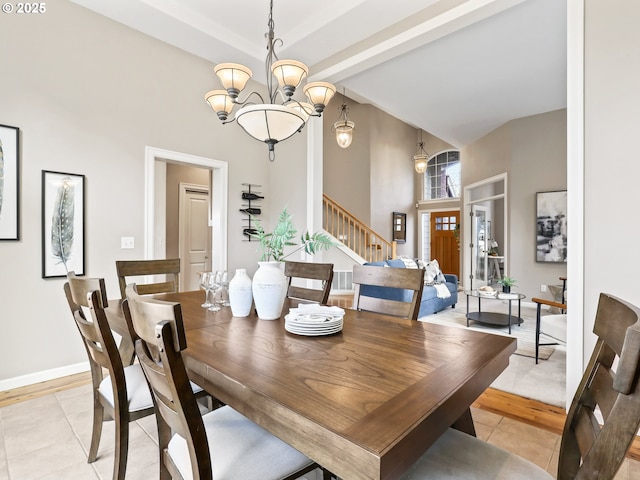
[122,284,330,480]
[64,272,155,480]
[352,264,425,320]
[116,258,180,298]
[533,296,567,364]
[401,292,640,480]
[284,261,334,304]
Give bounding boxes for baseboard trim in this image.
[0,362,89,392]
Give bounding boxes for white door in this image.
[471,205,488,289]
[179,184,211,291]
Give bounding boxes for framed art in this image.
[392,211,406,243]
[42,170,85,278]
[536,190,567,263]
[0,124,20,240]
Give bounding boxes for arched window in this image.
[423,150,460,200]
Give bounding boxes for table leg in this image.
[466,294,470,327]
[451,408,477,437]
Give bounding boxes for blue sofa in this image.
[361,259,458,317]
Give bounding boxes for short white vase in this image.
[228,268,253,317]
[252,261,287,320]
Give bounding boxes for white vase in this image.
[252,261,287,320]
[229,268,253,317]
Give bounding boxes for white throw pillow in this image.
[398,256,419,269]
[421,259,446,285]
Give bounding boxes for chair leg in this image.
[535,302,542,365]
[113,408,129,480]
[88,396,104,463]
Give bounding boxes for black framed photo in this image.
[0,124,20,240]
[42,170,85,278]
[536,190,567,263]
[392,211,406,244]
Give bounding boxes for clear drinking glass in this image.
[200,272,212,308]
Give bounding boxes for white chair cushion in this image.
[98,364,154,412]
[168,405,313,480]
[401,428,553,480]
[541,314,567,342]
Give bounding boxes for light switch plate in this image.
[121,236,135,249]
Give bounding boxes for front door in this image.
[430,211,460,276]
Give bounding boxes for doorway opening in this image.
[144,147,228,286]
[463,173,507,291]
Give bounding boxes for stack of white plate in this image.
[285,305,345,336]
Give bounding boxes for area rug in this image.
[420,302,566,408]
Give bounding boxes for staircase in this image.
[323,194,397,263]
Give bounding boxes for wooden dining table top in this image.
[106,290,516,480]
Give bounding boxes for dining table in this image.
[106,290,516,480]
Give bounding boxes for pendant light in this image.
[332,88,355,148]
[413,129,430,173]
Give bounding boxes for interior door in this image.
[430,211,460,276]
[471,205,488,289]
[179,186,212,291]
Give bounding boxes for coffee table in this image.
[464,290,525,334]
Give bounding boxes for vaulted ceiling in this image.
[71,0,567,147]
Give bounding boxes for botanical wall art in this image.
[0,124,20,241]
[42,170,85,278]
[536,190,567,263]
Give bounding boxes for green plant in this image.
[497,276,517,287]
[249,207,335,262]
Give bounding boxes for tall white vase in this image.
[252,261,287,320]
[228,268,253,317]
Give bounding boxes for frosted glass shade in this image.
[214,63,252,98]
[236,104,306,146]
[414,154,428,174]
[272,60,308,97]
[285,101,314,122]
[334,121,355,148]
[303,82,336,113]
[204,90,234,121]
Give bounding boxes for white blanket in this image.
[433,283,451,299]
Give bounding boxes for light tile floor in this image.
[1,383,639,479]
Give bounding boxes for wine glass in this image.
[200,272,212,308]
[207,271,221,312]
[218,270,230,307]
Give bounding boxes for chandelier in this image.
[204,0,336,161]
[332,88,355,148]
[413,129,430,173]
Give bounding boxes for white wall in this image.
[0,1,309,385]
[582,0,640,358]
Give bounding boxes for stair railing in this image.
[323,194,397,263]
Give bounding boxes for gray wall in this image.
[461,109,568,300]
[0,0,307,383]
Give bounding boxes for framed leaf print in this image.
[42,170,85,278]
[0,124,20,240]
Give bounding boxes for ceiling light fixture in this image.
[204,0,336,161]
[413,129,430,174]
[333,88,355,148]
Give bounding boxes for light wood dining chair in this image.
[64,272,155,480]
[284,261,334,304]
[401,292,640,480]
[352,264,425,320]
[116,258,180,298]
[123,284,329,480]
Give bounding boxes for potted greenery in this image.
[247,208,335,320]
[497,276,517,293]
